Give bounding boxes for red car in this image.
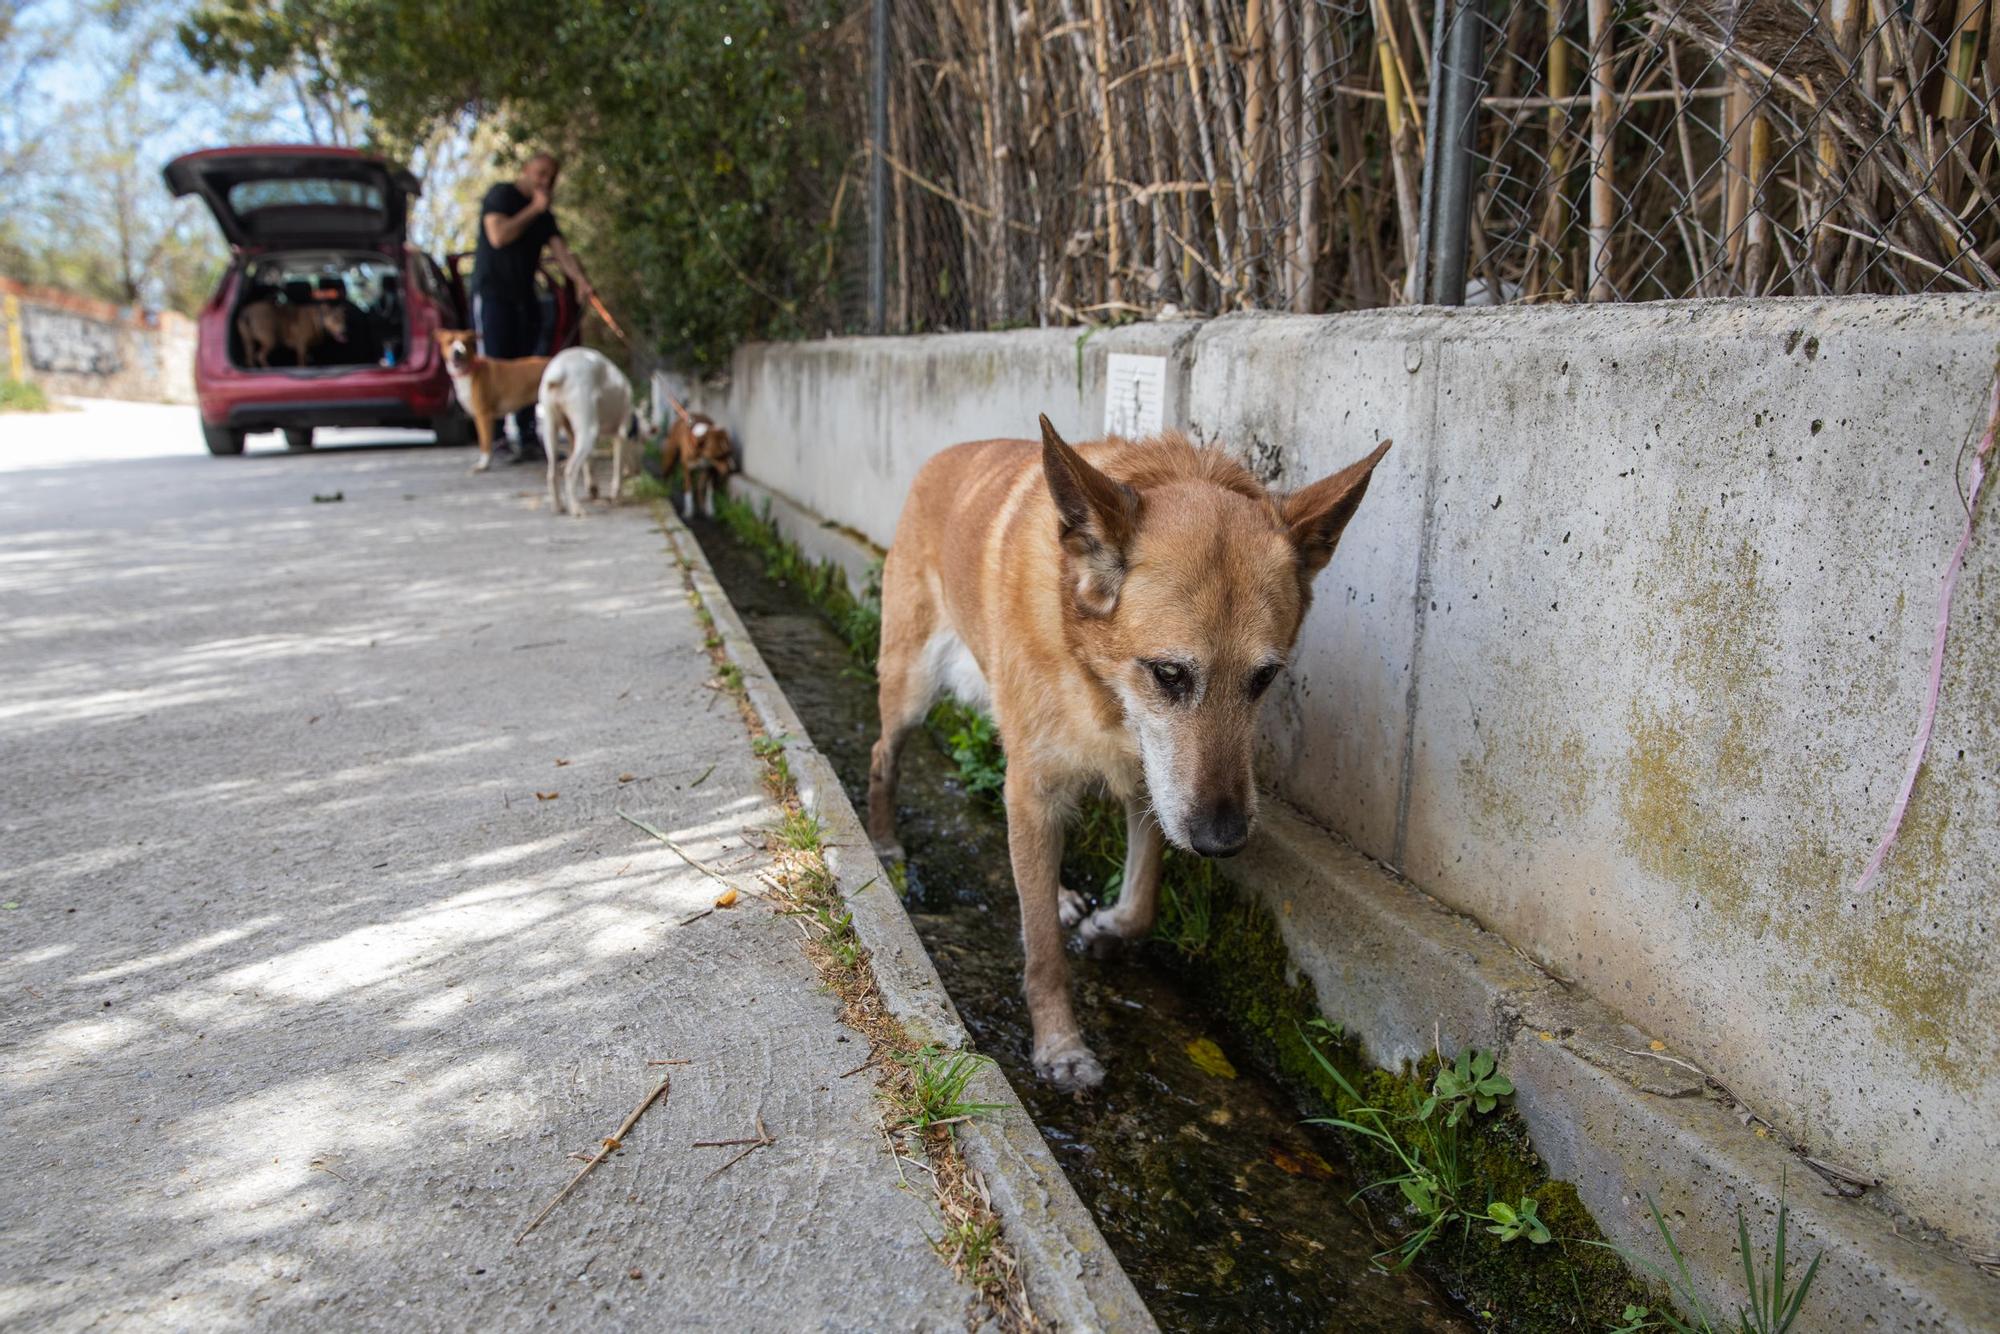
[164,145,579,456]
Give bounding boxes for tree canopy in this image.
[181,0,864,366]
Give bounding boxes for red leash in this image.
[587,291,629,344]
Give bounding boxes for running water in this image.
[692,519,1469,1333]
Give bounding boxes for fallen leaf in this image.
[1539,1031,1555,1042]
[1266,1144,1336,1180]
[536,791,559,801]
[554,758,571,767]
[617,773,637,783]
[1,901,18,910]
[1649,1040,1666,1052]
[1185,1037,1238,1080]
[714,888,739,908]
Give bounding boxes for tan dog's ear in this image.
[668,395,692,424]
[1280,439,1392,578]
[1041,414,1140,616]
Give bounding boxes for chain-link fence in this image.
[855,0,2000,332]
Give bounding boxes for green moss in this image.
[705,491,1653,1332]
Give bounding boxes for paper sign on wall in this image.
[1104,353,1167,438]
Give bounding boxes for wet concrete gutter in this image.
[661,507,1157,1333]
[711,485,2000,1334]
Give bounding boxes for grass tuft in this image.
[0,378,50,413]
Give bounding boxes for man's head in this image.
[1037,417,1391,858]
[519,153,560,200]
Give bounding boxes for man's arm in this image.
[548,235,595,303]
[482,187,549,248]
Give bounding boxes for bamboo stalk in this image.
[1541,0,1573,294]
[1176,0,1233,291]
[1587,0,1616,300]
[1374,0,1423,294]
[1938,0,1989,120]
[1200,0,1254,296]
[1090,0,1122,303]
[1745,108,1773,293]
[1138,0,1179,303]
[1244,0,1270,188]
[1292,0,1325,310]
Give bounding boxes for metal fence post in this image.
[867,0,890,334]
[1432,0,1480,302]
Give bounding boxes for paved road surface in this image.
[0,404,970,1330]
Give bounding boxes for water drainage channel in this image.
[690,519,1470,1333]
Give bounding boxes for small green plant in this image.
[776,807,823,851]
[717,662,744,691]
[1597,1185,1823,1334]
[1485,1196,1552,1245]
[1304,1033,1528,1270]
[1157,871,1217,956]
[625,472,673,502]
[897,1047,1005,1133]
[815,904,862,968]
[750,733,792,758]
[936,1215,1002,1269]
[1424,1047,1515,1127]
[0,377,49,412]
[940,705,1006,801]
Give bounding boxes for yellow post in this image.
[4,294,23,382]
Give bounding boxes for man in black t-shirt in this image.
[469,152,598,462]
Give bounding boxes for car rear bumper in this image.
[217,398,445,431]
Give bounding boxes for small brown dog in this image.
[435,330,551,473]
[867,417,1390,1091]
[665,398,735,519]
[237,300,348,369]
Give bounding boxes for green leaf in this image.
[1487,1201,1518,1225]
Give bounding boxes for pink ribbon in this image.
[1850,370,1999,898]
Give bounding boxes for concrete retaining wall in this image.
[702,296,2000,1265]
[1,278,197,404]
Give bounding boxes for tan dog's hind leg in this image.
[1077,798,1164,955]
[866,552,939,861]
[1006,766,1104,1091]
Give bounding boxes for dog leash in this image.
[1849,362,1998,897]
[586,291,630,344]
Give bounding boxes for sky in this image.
[1,0,484,309]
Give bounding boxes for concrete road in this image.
[0,404,970,1329]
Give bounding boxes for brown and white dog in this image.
[237,300,348,369]
[866,417,1390,1091]
[664,398,735,519]
[435,329,552,472]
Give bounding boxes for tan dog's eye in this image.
[1144,659,1193,701]
[1249,663,1282,698]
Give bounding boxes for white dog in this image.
[538,347,634,518]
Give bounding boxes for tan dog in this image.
[436,330,552,473]
[867,417,1390,1090]
[665,397,735,519]
[237,300,349,369]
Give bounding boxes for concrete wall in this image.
[707,295,2000,1250]
[1,278,196,404]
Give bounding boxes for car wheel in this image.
[284,427,314,452]
[432,412,475,448]
[202,424,245,456]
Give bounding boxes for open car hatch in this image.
[164,146,420,249]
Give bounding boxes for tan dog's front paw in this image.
[1057,886,1090,929]
[1032,1035,1105,1092]
[1078,907,1143,959]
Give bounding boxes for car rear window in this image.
[227,178,385,214]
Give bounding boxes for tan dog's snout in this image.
[1187,795,1250,858]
